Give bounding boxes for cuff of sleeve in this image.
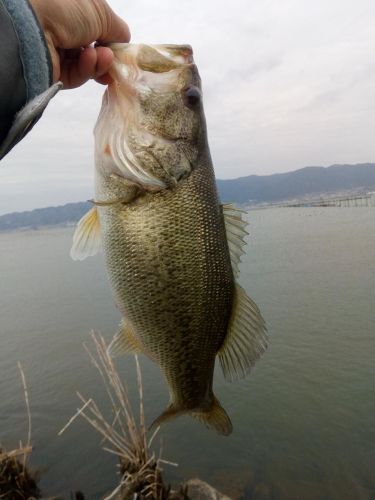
[0,82,62,161]
[2,0,52,100]
[0,0,61,160]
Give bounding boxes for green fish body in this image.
[71,44,267,435]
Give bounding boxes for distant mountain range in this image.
[0,201,91,232]
[1,163,375,231]
[216,163,375,204]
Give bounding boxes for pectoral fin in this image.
[218,284,267,382]
[70,207,101,261]
[107,319,144,357]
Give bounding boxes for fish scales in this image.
[99,156,234,404]
[71,43,267,435]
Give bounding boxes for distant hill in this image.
[0,201,90,232]
[1,163,375,231]
[217,163,375,204]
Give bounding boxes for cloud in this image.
[1,0,375,213]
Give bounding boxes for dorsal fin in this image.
[70,207,101,261]
[218,284,267,382]
[222,204,249,277]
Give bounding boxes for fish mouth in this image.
[108,43,194,70]
[107,43,199,104]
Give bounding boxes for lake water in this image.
[0,208,374,499]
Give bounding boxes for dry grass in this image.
[59,332,184,500]
[0,446,40,500]
[0,364,41,500]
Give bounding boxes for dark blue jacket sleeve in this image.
[0,0,61,160]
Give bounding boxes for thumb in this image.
[95,1,131,43]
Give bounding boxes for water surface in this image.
[0,208,374,499]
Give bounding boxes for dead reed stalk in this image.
[0,363,41,499]
[59,331,178,500]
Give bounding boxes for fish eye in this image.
[184,86,201,107]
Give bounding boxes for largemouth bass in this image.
[71,44,267,436]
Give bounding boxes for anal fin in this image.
[107,319,144,357]
[219,284,268,382]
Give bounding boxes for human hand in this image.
[30,0,130,89]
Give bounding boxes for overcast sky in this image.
[1,0,375,214]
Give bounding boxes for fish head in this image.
[94,44,206,191]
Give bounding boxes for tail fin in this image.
[149,403,185,431]
[150,397,233,436]
[191,397,233,436]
